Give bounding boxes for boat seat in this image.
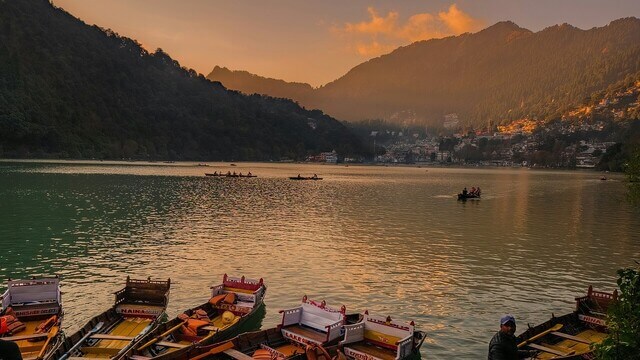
[90,334,135,341]
[527,343,575,357]
[223,349,254,360]
[551,332,592,344]
[156,341,189,348]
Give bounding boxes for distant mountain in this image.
[208,18,640,127]
[210,66,315,104]
[0,0,368,160]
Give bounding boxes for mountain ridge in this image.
[208,17,640,127]
[0,0,368,160]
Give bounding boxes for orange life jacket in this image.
[183,318,210,335]
[0,317,7,335]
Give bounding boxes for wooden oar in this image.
[518,323,563,348]
[35,325,59,360]
[190,341,234,360]
[136,320,187,352]
[59,321,105,360]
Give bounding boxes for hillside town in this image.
[307,80,640,168]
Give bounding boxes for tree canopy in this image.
[0,0,368,161]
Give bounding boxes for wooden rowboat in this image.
[150,312,363,360]
[289,176,322,181]
[457,193,480,201]
[516,286,617,359]
[52,276,171,360]
[0,277,64,360]
[205,173,257,178]
[340,311,425,360]
[122,274,266,360]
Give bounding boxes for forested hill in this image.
[208,19,640,127]
[0,0,367,160]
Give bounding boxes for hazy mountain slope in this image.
[209,66,314,103]
[0,0,367,160]
[209,19,640,127]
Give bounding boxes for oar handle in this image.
[137,320,187,351]
[518,324,563,348]
[36,326,59,360]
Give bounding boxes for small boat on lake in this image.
[516,286,616,359]
[205,173,257,178]
[53,276,171,360]
[0,277,64,360]
[457,193,480,201]
[159,297,361,360]
[124,274,266,360]
[341,311,426,360]
[289,175,322,180]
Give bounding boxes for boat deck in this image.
[80,317,151,358]
[533,329,607,359]
[282,325,327,343]
[347,342,396,360]
[13,320,49,360]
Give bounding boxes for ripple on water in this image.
[0,162,638,359]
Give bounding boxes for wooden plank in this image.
[156,341,189,349]
[90,334,135,341]
[201,325,220,331]
[1,333,48,341]
[80,346,121,355]
[551,332,592,344]
[223,348,255,360]
[527,343,574,357]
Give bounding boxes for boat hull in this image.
[51,277,170,360]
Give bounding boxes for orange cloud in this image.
[337,4,484,57]
[438,4,484,34]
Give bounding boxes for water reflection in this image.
[0,161,638,359]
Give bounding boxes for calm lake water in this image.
[1,160,639,359]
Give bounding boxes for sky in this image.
[52,0,640,87]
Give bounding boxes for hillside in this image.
[0,0,368,161]
[208,19,640,127]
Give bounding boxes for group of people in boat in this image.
[212,171,253,177]
[461,186,481,197]
[295,173,319,179]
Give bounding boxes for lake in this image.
[1,160,638,359]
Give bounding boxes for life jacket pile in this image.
[0,308,26,336]
[178,310,211,337]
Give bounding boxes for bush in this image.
[594,265,640,360]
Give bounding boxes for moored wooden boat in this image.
[149,303,363,360]
[123,274,266,360]
[340,311,426,360]
[53,276,171,360]
[0,277,64,360]
[516,286,617,359]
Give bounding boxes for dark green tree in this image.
[594,265,640,360]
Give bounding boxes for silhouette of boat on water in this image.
[289,175,322,180]
[457,193,480,201]
[205,173,257,178]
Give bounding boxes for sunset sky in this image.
[53,0,640,87]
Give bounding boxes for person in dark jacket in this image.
[0,339,23,360]
[488,315,536,360]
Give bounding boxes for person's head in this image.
[500,315,516,335]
